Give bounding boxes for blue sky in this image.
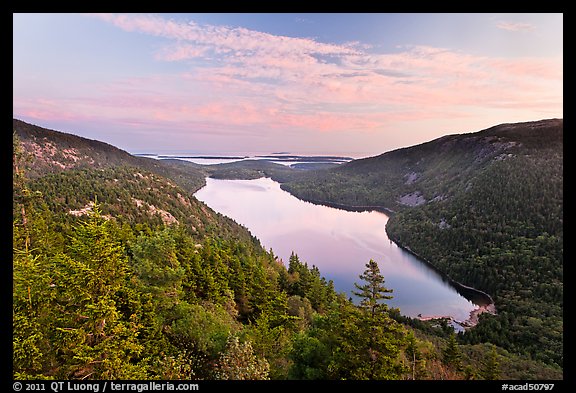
[13,13,563,156]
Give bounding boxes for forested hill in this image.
[13,119,207,193]
[281,118,562,212]
[13,118,138,174]
[13,120,329,380]
[282,119,563,368]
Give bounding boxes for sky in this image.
[13,13,563,156]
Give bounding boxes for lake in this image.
[194,176,481,324]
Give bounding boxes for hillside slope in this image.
[13,119,207,193]
[282,119,562,211]
[12,121,306,379]
[282,119,563,367]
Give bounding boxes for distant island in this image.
[135,153,354,163]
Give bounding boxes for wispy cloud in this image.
[29,13,560,142]
[294,16,314,24]
[496,21,536,32]
[89,13,357,58]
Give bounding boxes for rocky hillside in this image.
[281,119,562,212]
[13,119,207,193]
[13,118,260,246]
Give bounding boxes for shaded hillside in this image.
[27,165,258,246]
[282,119,562,212]
[206,159,297,182]
[13,119,207,193]
[281,119,564,367]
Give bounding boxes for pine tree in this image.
[405,331,424,380]
[130,227,185,308]
[52,205,145,379]
[479,345,501,380]
[442,333,463,372]
[332,259,406,379]
[13,132,56,378]
[13,250,55,379]
[353,259,393,317]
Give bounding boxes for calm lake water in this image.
[195,177,479,322]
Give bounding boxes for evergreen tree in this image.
[479,345,501,380]
[442,333,463,372]
[288,332,330,379]
[332,260,406,379]
[13,133,58,378]
[353,259,393,317]
[13,250,55,379]
[52,205,146,379]
[463,364,477,380]
[405,331,425,380]
[129,227,185,310]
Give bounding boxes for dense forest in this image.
[12,119,563,380]
[278,119,564,369]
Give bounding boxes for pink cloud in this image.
[486,57,562,80]
[496,21,536,32]
[268,111,380,132]
[25,14,561,140]
[156,44,211,61]
[14,97,95,123]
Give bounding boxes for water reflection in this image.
[194,177,478,321]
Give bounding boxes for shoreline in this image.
[255,186,499,331]
[280,190,496,331]
[390,241,494,306]
[278,191,397,216]
[417,302,497,331]
[461,302,497,328]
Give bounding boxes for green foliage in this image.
[340,263,406,379]
[13,118,207,193]
[353,259,393,317]
[13,252,55,379]
[214,335,270,380]
[13,119,562,380]
[243,309,294,379]
[167,301,236,360]
[404,331,431,380]
[130,228,186,310]
[288,332,331,379]
[285,253,336,313]
[479,344,501,380]
[442,333,463,371]
[288,263,407,380]
[51,209,146,379]
[387,150,563,366]
[279,120,563,370]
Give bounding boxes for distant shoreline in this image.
[134,152,354,162]
[390,240,495,307]
[279,192,397,216]
[417,302,497,330]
